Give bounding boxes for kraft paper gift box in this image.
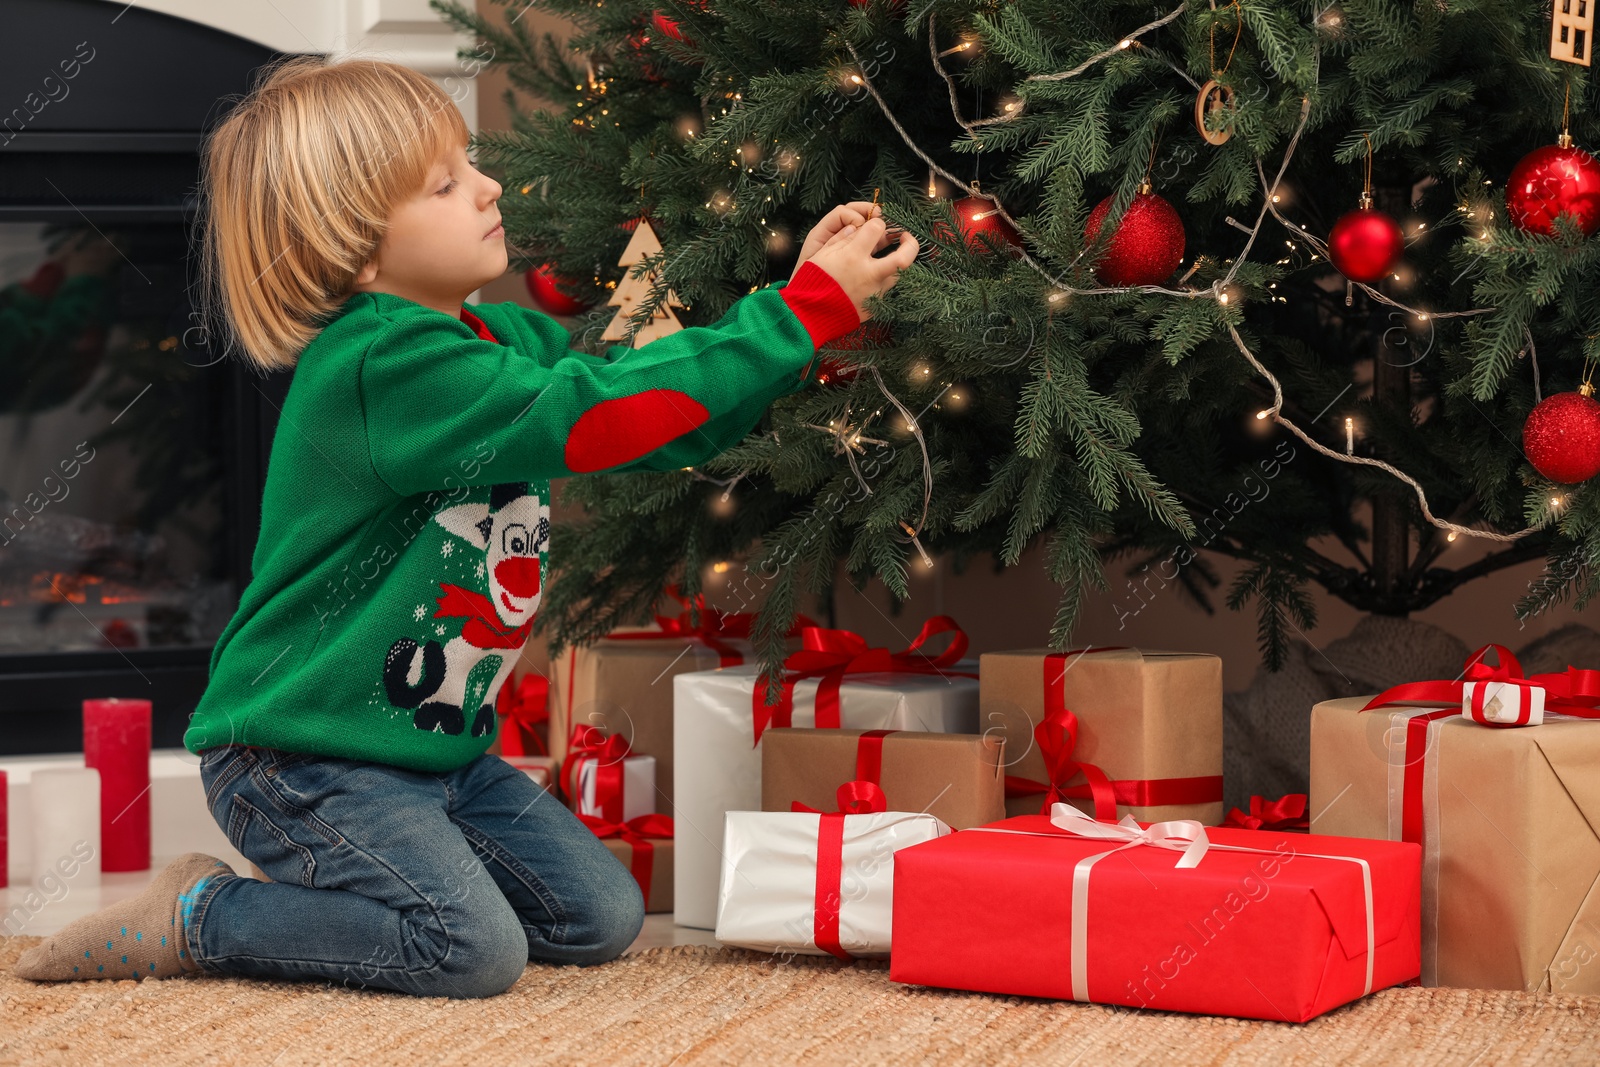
[548,599,813,810]
[890,808,1421,1022]
[716,805,949,958]
[584,814,675,913]
[1310,646,1600,992]
[502,755,557,792]
[761,729,1004,829]
[672,616,980,929]
[980,647,1224,825]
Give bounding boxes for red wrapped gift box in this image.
[890,810,1420,1023]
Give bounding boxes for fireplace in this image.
[0,0,299,753]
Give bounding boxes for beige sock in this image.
[12,852,234,982]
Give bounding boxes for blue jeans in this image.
[190,745,644,998]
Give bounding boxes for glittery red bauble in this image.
[1523,390,1600,483]
[1084,191,1186,287]
[1327,207,1404,284]
[946,196,1021,254]
[1506,143,1600,236]
[524,263,592,317]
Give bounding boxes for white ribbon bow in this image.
[1048,802,1211,869]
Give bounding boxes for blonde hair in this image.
[197,55,470,372]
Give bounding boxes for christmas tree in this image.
[435,0,1600,681]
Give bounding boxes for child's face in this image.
[354,141,507,312]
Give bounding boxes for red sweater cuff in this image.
[780,261,861,349]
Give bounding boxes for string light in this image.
[1345,417,1354,454]
[1255,409,1270,420]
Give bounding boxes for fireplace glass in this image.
[0,218,235,655]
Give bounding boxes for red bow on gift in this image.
[562,723,633,820]
[495,673,550,757]
[578,813,674,910]
[1003,648,1223,823]
[1223,793,1309,832]
[791,779,890,816]
[603,583,820,667]
[750,615,976,746]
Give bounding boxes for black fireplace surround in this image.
[0,0,305,753]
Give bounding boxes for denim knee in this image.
[415,896,528,998]
[570,868,644,966]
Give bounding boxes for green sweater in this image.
[183,262,860,772]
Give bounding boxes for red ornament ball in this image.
[1506,142,1600,237]
[947,196,1021,254]
[1083,191,1186,287]
[1523,389,1600,483]
[524,263,592,317]
[1327,207,1404,284]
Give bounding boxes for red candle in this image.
[82,698,151,872]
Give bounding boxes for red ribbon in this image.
[854,730,896,785]
[603,583,820,667]
[1002,648,1224,822]
[793,781,889,962]
[579,813,674,910]
[1222,793,1309,831]
[495,673,549,757]
[1360,643,1600,847]
[562,724,633,822]
[750,616,977,746]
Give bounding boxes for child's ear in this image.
[355,260,378,286]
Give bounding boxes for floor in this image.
[0,856,718,953]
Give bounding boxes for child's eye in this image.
[438,179,458,196]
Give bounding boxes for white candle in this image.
[30,768,100,889]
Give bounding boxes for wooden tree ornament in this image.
[600,219,686,347]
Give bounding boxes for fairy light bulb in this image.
[1345,417,1354,454]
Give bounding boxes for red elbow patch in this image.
[564,389,712,473]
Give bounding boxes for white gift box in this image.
[1462,681,1545,727]
[573,753,656,821]
[715,808,949,958]
[672,660,979,929]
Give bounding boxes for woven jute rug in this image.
[3,939,1598,1066]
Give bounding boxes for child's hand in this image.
[793,201,878,273]
[799,215,919,322]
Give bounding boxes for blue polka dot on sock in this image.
[148,963,155,971]
[84,950,91,959]
[177,950,185,959]
[160,936,166,947]
[97,965,103,973]
[134,932,142,941]
[73,967,78,973]
[120,927,127,937]
[106,941,113,950]
[121,955,128,964]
